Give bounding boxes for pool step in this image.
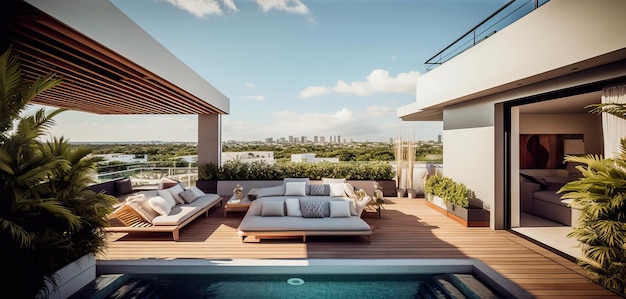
[416,273,502,299]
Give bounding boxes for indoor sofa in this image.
[237,178,373,242]
[106,182,222,241]
[519,169,575,226]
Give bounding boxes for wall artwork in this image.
[520,134,583,169]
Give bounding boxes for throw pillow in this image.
[179,189,198,204]
[329,200,351,218]
[148,196,171,216]
[157,189,178,207]
[168,183,186,204]
[188,186,206,198]
[301,201,324,218]
[126,194,158,223]
[285,198,302,217]
[285,182,307,196]
[322,178,346,185]
[343,183,357,199]
[261,201,285,217]
[114,178,133,195]
[309,184,330,196]
[159,177,180,189]
[328,183,345,197]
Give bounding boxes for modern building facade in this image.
[398,0,626,235]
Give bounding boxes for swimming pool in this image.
[74,258,533,298]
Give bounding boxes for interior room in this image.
[512,91,603,259]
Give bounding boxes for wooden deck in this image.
[98,197,621,299]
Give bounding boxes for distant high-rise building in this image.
[438,135,442,143]
[279,137,286,143]
[314,136,319,143]
[320,136,325,143]
[301,136,306,143]
[265,137,273,144]
[337,135,341,143]
[288,136,294,143]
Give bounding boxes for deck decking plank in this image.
[98,197,622,298]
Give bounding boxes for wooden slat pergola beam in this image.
[4,0,227,116]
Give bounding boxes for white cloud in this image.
[244,82,255,88]
[335,69,419,96]
[256,0,310,15]
[298,86,330,99]
[165,0,237,18]
[239,95,266,101]
[299,69,420,98]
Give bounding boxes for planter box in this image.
[446,203,490,227]
[195,179,217,194]
[44,253,96,299]
[425,195,490,227]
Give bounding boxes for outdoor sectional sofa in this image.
[237,178,373,242]
[106,182,222,241]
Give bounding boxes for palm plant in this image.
[558,102,626,296]
[0,45,115,298]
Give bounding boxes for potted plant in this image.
[0,45,116,298]
[424,174,489,227]
[197,161,220,193]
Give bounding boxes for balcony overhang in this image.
[399,0,626,122]
[2,0,229,115]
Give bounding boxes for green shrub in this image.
[424,175,474,208]
[199,160,395,180]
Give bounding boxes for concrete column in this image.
[197,114,221,166]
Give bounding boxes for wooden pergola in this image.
[2,0,229,165]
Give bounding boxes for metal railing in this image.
[424,0,550,71]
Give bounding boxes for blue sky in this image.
[38,0,508,143]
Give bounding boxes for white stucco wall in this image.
[401,0,626,118]
[443,126,495,228]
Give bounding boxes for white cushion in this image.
[148,196,171,216]
[188,186,206,197]
[284,182,307,196]
[261,201,285,217]
[344,183,357,199]
[330,200,351,218]
[328,183,345,197]
[285,198,302,217]
[157,189,177,207]
[168,183,186,204]
[126,194,158,223]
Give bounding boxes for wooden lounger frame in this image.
[106,198,221,241]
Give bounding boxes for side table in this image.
[223,195,251,217]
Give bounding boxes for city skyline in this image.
[27,0,508,143]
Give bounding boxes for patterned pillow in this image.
[309,184,330,196]
[301,201,324,218]
[178,189,198,204]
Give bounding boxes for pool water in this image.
[96,273,427,298]
[76,259,532,298]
